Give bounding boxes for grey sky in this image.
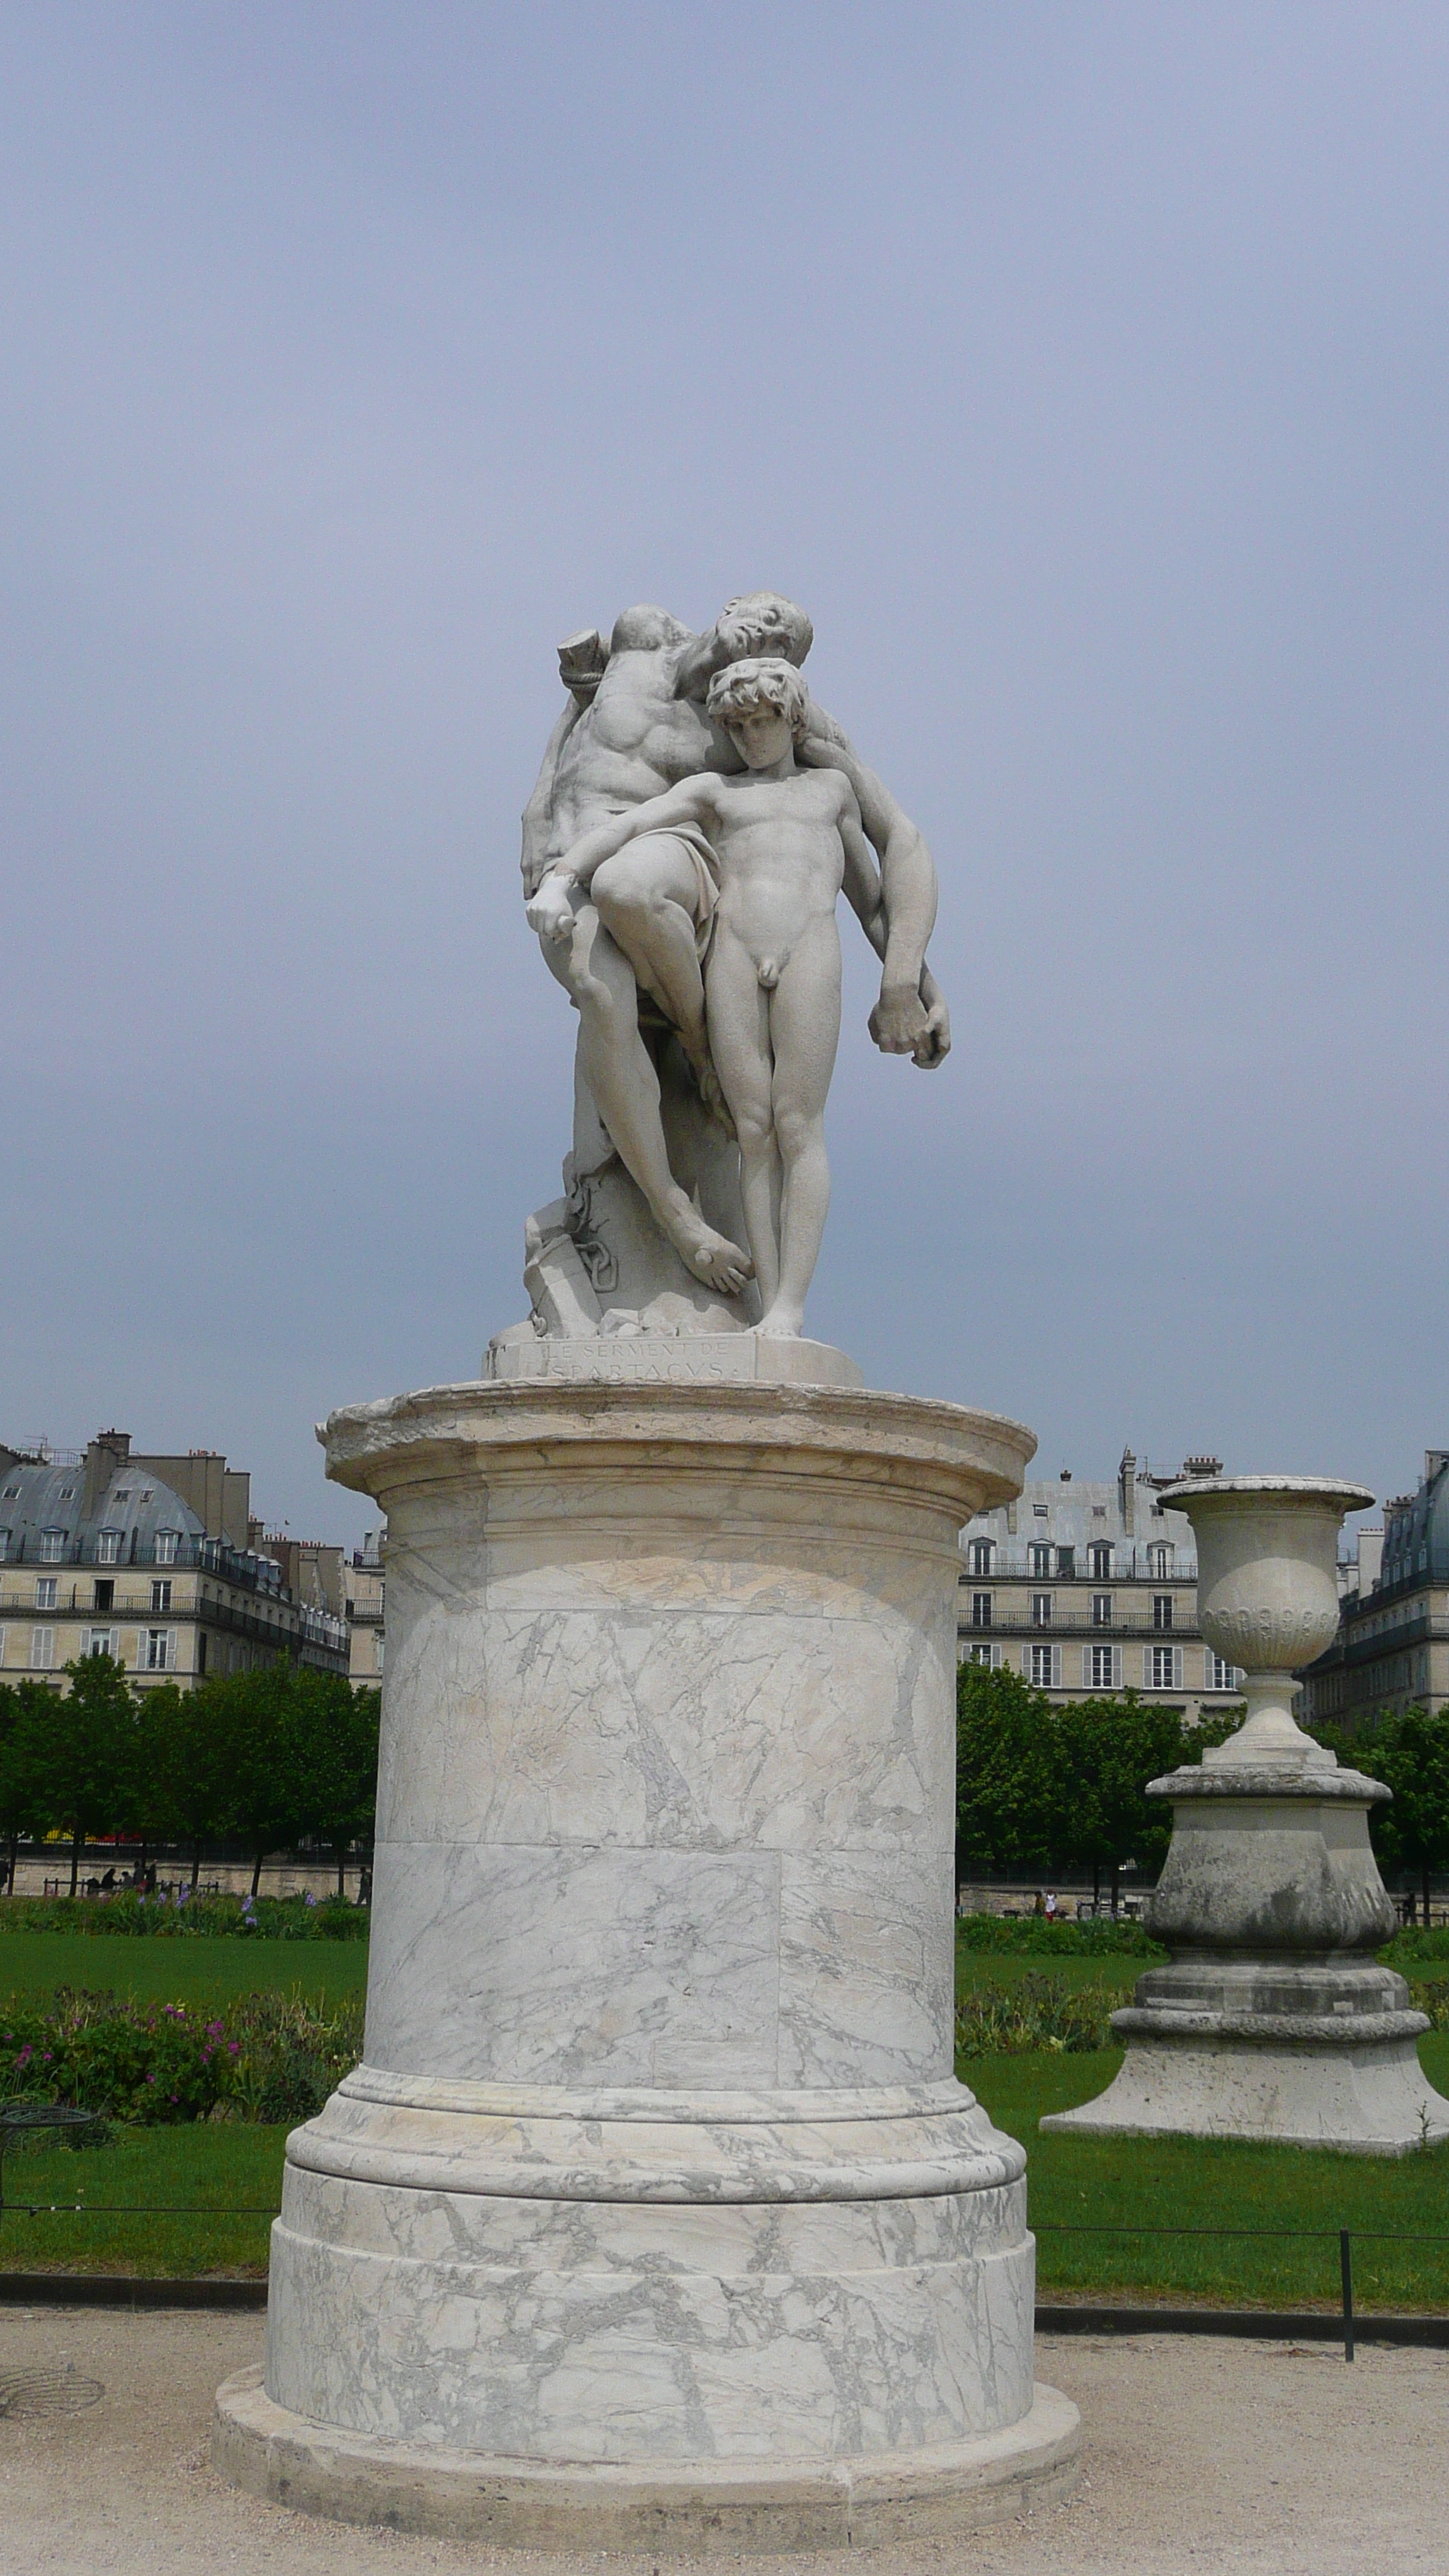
[2,2,1444,1543]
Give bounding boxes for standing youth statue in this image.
[502,592,949,1349]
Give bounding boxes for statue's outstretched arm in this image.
[520,696,584,896]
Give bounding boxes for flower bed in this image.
[0,1985,365,2123]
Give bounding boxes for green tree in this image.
[956,1670,1244,1910]
[27,1656,141,1895]
[0,1681,50,1892]
[1050,1691,1185,1911]
[206,1663,307,1896]
[955,1662,1058,1883]
[1337,1705,1449,1921]
[292,1676,380,1895]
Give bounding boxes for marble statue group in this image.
[516,593,950,1341]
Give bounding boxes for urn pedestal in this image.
[214,1361,1079,2550]
[1045,1476,1449,2154]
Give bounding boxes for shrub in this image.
[0,1891,368,1940]
[956,1912,1163,1956]
[1383,1927,1449,1965]
[0,1989,231,2122]
[955,1973,1120,2056]
[219,1991,365,2123]
[0,1985,365,2124]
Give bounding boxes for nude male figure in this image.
[520,593,949,1296]
[531,659,872,1338]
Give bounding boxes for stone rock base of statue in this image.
[1043,1763,1449,2156]
[214,1355,1078,2550]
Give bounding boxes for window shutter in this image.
[1112,1645,1122,1688]
[1081,1645,1092,1687]
[1142,1645,1153,1687]
[1174,1645,1183,1689]
[1021,1645,1031,1679]
[992,1643,1003,1671]
[1052,1645,1063,1688]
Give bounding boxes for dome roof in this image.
[0,1457,204,1565]
[1382,1455,1449,1588]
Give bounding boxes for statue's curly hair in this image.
[706,655,811,743]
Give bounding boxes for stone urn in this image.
[1043,1475,1449,2154]
[1189,1475,1367,1770]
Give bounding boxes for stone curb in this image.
[1037,2304,1449,2345]
[0,2272,267,2309]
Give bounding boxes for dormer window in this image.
[154,1530,180,1566]
[38,1529,66,1564]
[95,1530,122,1565]
[2,1485,19,1499]
[114,1488,132,1504]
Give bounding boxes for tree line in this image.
[957,1663,1449,1911]
[0,1655,380,1898]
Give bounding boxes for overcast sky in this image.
[2,2,1445,1543]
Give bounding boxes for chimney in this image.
[1425,1451,1449,1486]
[1118,1447,1137,1540]
[83,1428,131,1521]
[1181,1454,1224,1480]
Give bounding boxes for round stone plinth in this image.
[213,2368,1080,2554]
[220,1370,1052,2541]
[1043,1764,1449,2154]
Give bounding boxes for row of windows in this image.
[966,1642,1241,1692]
[1,1627,178,1672]
[0,1526,184,1567]
[22,1578,173,1614]
[965,1540,1176,1581]
[970,1592,1176,1631]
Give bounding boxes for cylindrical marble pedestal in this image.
[214,1368,1079,2550]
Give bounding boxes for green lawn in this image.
[0,1930,368,2011]
[3,1931,1447,2303]
[963,2031,1449,2312]
[0,2120,284,2276]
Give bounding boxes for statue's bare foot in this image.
[752,1307,804,1339]
[664,1202,753,1297]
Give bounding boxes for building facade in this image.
[957,1447,1245,1723]
[0,1430,349,1690]
[1301,1451,1447,1725]
[344,1531,385,1687]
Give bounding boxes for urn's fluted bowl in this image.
[1160,1475,1375,1679]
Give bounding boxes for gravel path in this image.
[0,2307,1444,2573]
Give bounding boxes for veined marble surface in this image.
[240,1373,1046,2499]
